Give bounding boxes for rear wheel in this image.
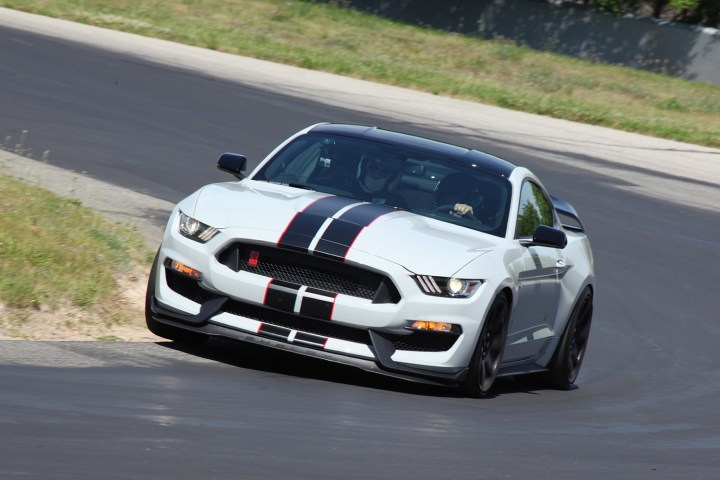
[461,293,510,397]
[537,287,593,390]
[145,250,208,345]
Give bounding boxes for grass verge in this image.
[1,0,719,148]
[0,175,154,340]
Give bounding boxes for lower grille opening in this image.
[165,268,216,304]
[384,331,460,352]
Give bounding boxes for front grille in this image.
[216,242,400,303]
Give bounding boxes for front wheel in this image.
[461,294,510,397]
[145,250,209,346]
[536,287,593,390]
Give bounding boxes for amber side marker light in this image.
[167,259,202,280]
[407,321,460,334]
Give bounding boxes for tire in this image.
[145,250,208,346]
[461,293,510,397]
[538,287,593,390]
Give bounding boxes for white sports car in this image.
[146,123,594,396]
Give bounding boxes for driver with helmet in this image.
[355,152,407,209]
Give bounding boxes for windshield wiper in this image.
[287,182,316,191]
[262,180,317,191]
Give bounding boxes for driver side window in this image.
[515,181,554,238]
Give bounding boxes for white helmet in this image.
[357,153,401,194]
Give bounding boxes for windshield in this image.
[254,133,511,237]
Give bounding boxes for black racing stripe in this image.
[277,196,358,252]
[313,203,395,260]
[314,220,364,260]
[277,212,327,252]
[294,331,328,348]
[258,323,291,341]
[304,195,358,217]
[299,296,335,321]
[337,203,395,226]
[265,280,299,313]
[271,279,300,290]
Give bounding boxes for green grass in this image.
[0,175,151,311]
[1,0,719,148]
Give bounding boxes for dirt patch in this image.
[0,266,161,342]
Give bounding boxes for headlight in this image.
[179,211,219,243]
[413,275,482,298]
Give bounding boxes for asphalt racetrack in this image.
[1,11,719,479]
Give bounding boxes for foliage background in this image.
[571,0,720,27]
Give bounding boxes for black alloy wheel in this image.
[538,287,593,390]
[566,287,593,384]
[461,293,510,397]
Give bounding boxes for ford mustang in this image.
[145,123,594,396]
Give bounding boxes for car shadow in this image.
[156,337,564,399]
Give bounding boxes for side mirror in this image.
[217,153,247,180]
[522,225,567,249]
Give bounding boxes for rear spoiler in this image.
[551,196,585,233]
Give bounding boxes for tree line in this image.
[568,0,720,27]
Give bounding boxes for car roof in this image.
[309,123,516,178]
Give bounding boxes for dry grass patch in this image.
[0,175,155,341]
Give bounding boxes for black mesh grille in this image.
[216,242,400,303]
[385,331,460,352]
[165,269,216,304]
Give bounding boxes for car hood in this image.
[187,181,501,276]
